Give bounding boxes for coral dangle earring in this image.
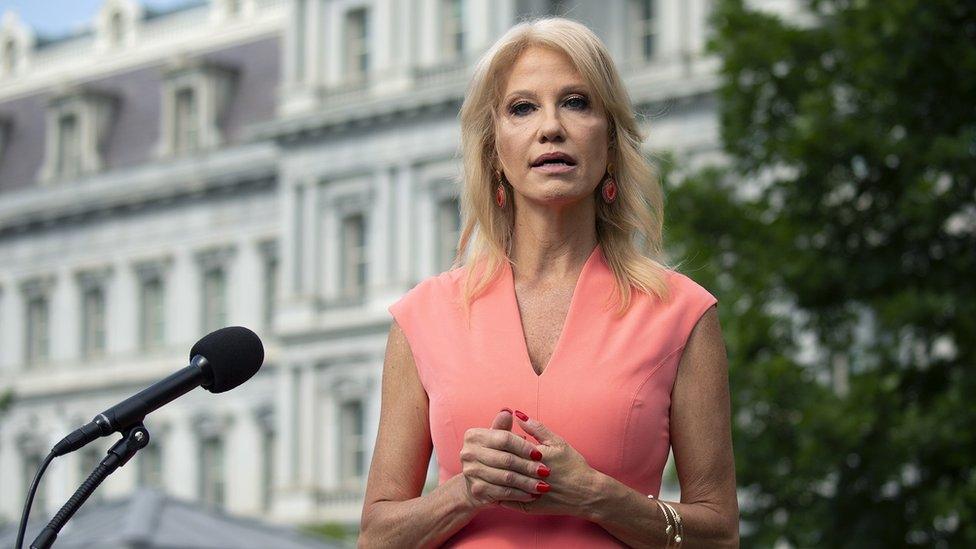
[601,175,617,204]
[495,183,506,208]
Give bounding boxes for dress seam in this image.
[616,343,688,475]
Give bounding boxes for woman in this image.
[359,17,738,548]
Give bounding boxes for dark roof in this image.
[0,488,344,548]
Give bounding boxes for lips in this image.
[531,152,577,167]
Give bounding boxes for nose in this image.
[538,106,565,143]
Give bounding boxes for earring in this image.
[601,164,617,204]
[495,170,506,208]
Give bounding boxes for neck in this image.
[509,198,598,286]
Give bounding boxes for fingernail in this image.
[530,448,543,460]
[514,410,529,421]
[537,465,550,477]
[536,481,551,493]
[500,408,512,414]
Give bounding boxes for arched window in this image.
[2,39,17,74]
[109,12,125,46]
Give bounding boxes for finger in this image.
[475,464,550,496]
[513,410,558,445]
[487,429,545,461]
[468,478,539,504]
[498,497,541,514]
[490,408,514,431]
[475,447,551,479]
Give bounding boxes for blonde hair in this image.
[453,17,675,322]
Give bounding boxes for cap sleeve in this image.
[387,278,436,392]
[669,271,719,353]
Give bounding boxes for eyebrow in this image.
[504,85,590,102]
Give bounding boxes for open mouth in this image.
[531,152,578,168]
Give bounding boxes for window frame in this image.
[344,7,370,82]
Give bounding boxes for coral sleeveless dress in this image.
[387,243,718,548]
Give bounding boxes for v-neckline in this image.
[505,243,601,378]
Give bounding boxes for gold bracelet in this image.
[660,501,683,545]
[648,494,674,547]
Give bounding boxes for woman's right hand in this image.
[458,409,552,510]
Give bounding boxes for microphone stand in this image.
[29,423,150,549]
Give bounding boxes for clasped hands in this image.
[459,408,600,518]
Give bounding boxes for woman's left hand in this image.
[498,410,604,519]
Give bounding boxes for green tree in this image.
[665,0,975,546]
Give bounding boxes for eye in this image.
[509,102,535,116]
[565,95,589,110]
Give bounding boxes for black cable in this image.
[16,451,55,549]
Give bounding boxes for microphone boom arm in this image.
[30,423,151,549]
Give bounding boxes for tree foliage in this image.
[665,0,976,546]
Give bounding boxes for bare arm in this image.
[585,306,740,547]
[358,320,478,548]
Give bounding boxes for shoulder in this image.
[654,269,720,353]
[389,267,466,316]
[662,269,719,311]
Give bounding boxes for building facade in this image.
[0,0,763,531]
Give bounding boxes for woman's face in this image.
[494,46,610,208]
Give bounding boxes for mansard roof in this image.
[1,488,342,548]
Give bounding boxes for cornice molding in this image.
[0,144,278,237]
[251,85,465,145]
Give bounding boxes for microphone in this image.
[50,326,264,457]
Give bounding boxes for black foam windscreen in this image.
[189,326,264,394]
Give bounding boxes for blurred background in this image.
[0,0,971,547]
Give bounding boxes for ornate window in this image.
[259,241,279,331]
[95,0,141,52]
[344,8,370,81]
[0,14,32,80]
[39,87,118,183]
[159,57,238,157]
[199,436,225,506]
[174,87,200,154]
[194,414,230,507]
[196,247,235,333]
[255,407,276,511]
[77,268,111,360]
[339,399,365,485]
[340,213,367,300]
[201,268,227,333]
[81,287,106,358]
[135,260,170,351]
[442,0,464,60]
[22,277,54,367]
[109,12,124,47]
[57,112,81,178]
[1,38,16,75]
[630,0,659,62]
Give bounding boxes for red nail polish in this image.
[514,410,529,421]
[536,481,550,493]
[530,449,543,460]
[537,465,550,477]
[500,408,512,414]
